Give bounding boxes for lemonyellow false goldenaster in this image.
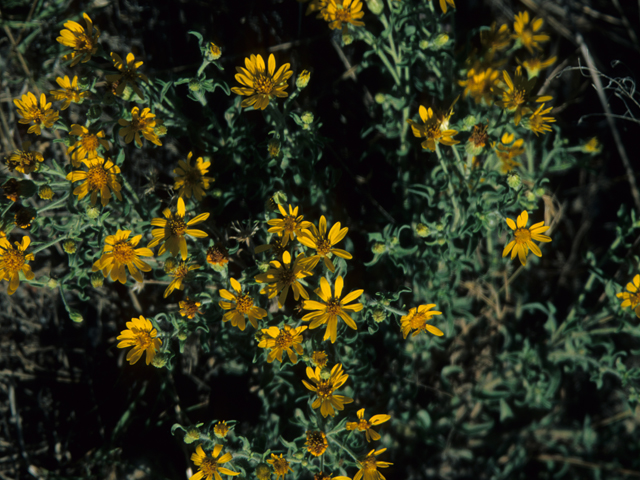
[400,304,444,338]
[267,454,292,480]
[231,53,293,110]
[302,363,353,417]
[49,75,90,110]
[324,0,365,31]
[494,67,552,125]
[13,92,59,136]
[106,52,149,99]
[0,236,35,296]
[67,125,110,167]
[117,315,162,365]
[513,11,550,53]
[407,105,459,152]
[346,408,391,442]
[219,278,267,330]
[298,216,352,272]
[617,274,640,318]
[5,141,43,174]
[92,229,153,284]
[174,152,215,201]
[305,430,328,456]
[66,156,123,207]
[354,448,393,480]
[164,260,200,298]
[56,13,100,66]
[190,444,240,480]
[267,203,312,246]
[502,210,552,266]
[258,325,307,363]
[118,106,162,146]
[255,251,314,307]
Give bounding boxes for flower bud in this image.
[86,206,100,219]
[301,112,314,125]
[38,185,54,200]
[372,307,387,323]
[152,352,168,368]
[342,34,354,45]
[91,272,104,288]
[69,310,84,323]
[365,0,384,15]
[415,223,430,237]
[184,429,200,444]
[47,278,59,289]
[296,70,311,89]
[63,239,77,254]
[371,242,386,254]
[375,93,386,104]
[507,173,521,190]
[208,42,221,60]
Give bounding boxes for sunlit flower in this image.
[0,236,35,295]
[519,55,556,79]
[148,197,209,260]
[347,408,391,442]
[254,236,288,258]
[66,156,123,207]
[354,448,393,480]
[298,216,352,272]
[219,277,267,330]
[494,67,552,125]
[56,13,100,66]
[267,204,311,246]
[258,324,307,363]
[190,444,240,480]
[323,0,365,32]
[117,315,162,365]
[513,11,550,53]
[305,430,328,456]
[231,53,293,110]
[407,105,459,152]
[206,244,229,269]
[164,259,200,298]
[13,92,59,135]
[38,185,54,200]
[502,210,552,266]
[459,67,500,105]
[618,275,640,318]
[311,350,328,368]
[267,454,292,480]
[49,75,90,110]
[106,52,149,99]
[118,106,162,146]
[174,152,214,201]
[303,363,353,417]
[480,22,511,52]
[4,141,43,174]
[92,229,153,284]
[494,133,524,173]
[67,125,110,167]
[400,304,443,338]
[255,251,314,307]
[525,103,555,136]
[179,297,203,319]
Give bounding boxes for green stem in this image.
[31,237,64,255]
[435,144,461,231]
[37,193,70,214]
[381,304,408,316]
[327,436,359,463]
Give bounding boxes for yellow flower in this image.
[118,106,162,147]
[354,448,393,480]
[255,463,272,480]
[323,0,365,32]
[206,244,229,268]
[401,304,443,338]
[179,297,203,319]
[311,350,328,368]
[618,275,640,318]
[519,55,556,79]
[49,75,90,110]
[495,133,524,173]
[305,430,328,456]
[267,454,292,480]
[513,11,550,53]
[231,53,293,110]
[190,444,240,480]
[258,324,307,363]
[296,70,311,89]
[431,0,455,14]
[494,67,552,125]
[407,105,459,152]
[148,197,209,260]
[67,124,110,167]
[213,421,229,438]
[4,141,43,174]
[92,229,153,284]
[174,152,215,201]
[459,67,500,105]
[502,210,552,266]
[525,103,555,136]
[219,277,267,330]
[298,216,352,272]
[164,260,200,298]
[209,42,222,60]
[116,315,162,365]
[0,236,35,295]
[346,409,390,442]
[106,52,150,99]
[13,92,59,135]
[267,204,312,246]
[56,13,100,66]
[66,156,123,207]
[255,251,314,307]
[480,22,511,52]
[466,122,489,155]
[583,137,602,154]
[302,363,353,417]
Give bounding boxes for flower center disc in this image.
[514,228,531,244]
[3,249,25,273]
[82,134,99,152]
[112,240,135,264]
[236,293,254,314]
[86,166,108,190]
[169,217,187,236]
[316,238,332,256]
[316,380,333,399]
[326,299,341,316]
[254,74,275,95]
[275,330,294,349]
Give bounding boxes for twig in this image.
[536,454,640,477]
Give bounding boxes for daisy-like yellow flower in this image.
[4,141,43,174]
[618,275,640,318]
[207,244,230,269]
[354,448,393,480]
[305,430,328,456]
[267,203,312,246]
[67,125,110,167]
[13,92,59,135]
[400,304,443,338]
[480,22,511,52]
[174,152,215,201]
[494,67,552,125]
[0,236,35,295]
[459,67,501,105]
[513,11,550,53]
[494,133,524,173]
[502,210,552,266]
[66,156,123,207]
[105,52,150,99]
[219,277,267,330]
[302,363,353,417]
[466,122,489,155]
[179,297,203,319]
[311,350,328,368]
[298,216,352,272]
[519,55,556,79]
[92,229,153,284]
[346,408,391,442]
[302,276,363,343]
[213,421,229,438]
[323,0,365,32]
[231,53,293,110]
[118,106,162,147]
[147,197,209,260]
[255,251,314,307]
[190,444,240,480]
[525,103,555,136]
[56,13,100,66]
[49,75,90,110]
[116,315,162,365]
[407,105,459,152]
[164,260,200,298]
[258,324,307,363]
[267,454,292,480]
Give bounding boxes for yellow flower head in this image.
[502,210,552,266]
[467,122,489,155]
[67,124,110,167]
[92,229,153,284]
[518,55,556,79]
[407,105,459,152]
[459,67,500,105]
[267,204,312,246]
[258,324,307,363]
[57,13,100,66]
[209,42,222,61]
[49,75,90,111]
[13,92,59,135]
[583,137,602,154]
[302,276,364,343]
[66,156,123,207]
[118,106,162,147]
[513,11,550,53]
[174,152,215,201]
[400,304,443,338]
[305,430,328,456]
[431,0,456,14]
[525,103,555,136]
[495,133,524,174]
[311,350,329,368]
[617,275,640,318]
[231,53,293,110]
[494,67,553,125]
[323,0,365,32]
[213,420,229,438]
[190,444,240,480]
[207,244,229,268]
[298,216,352,272]
[106,52,150,99]
[302,363,353,417]
[346,408,391,442]
[219,277,268,330]
[296,70,311,89]
[480,22,511,52]
[0,236,35,295]
[117,315,162,365]
[255,251,314,307]
[255,463,272,480]
[267,454,292,480]
[354,448,393,480]
[4,141,43,174]
[164,259,200,298]
[179,297,203,319]
[147,197,210,260]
